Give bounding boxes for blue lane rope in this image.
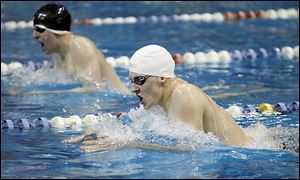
[33,117,49,128]
[1,8,298,31]
[1,45,298,75]
[1,101,298,130]
[16,118,30,129]
[242,101,299,114]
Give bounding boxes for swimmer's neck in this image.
[160,77,179,111]
[54,33,74,59]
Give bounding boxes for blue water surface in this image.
[1,1,299,179]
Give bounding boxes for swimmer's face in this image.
[130,72,164,109]
[33,26,59,54]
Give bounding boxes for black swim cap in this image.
[33,2,71,31]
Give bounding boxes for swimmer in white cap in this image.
[130,45,250,146]
[66,44,250,152]
[30,2,128,93]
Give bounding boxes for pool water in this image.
[1,1,299,179]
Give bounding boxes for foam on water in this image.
[57,106,298,153]
[1,62,122,93]
[3,62,76,87]
[126,106,221,150]
[244,122,299,152]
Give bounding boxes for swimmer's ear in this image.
[159,77,168,86]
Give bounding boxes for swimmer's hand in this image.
[64,130,95,143]
[8,87,21,95]
[80,136,126,152]
[1,87,22,96]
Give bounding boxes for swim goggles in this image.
[34,24,70,35]
[130,75,151,85]
[34,26,46,33]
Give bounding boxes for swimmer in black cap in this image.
[31,2,129,94]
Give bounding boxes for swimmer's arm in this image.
[126,142,190,152]
[71,38,129,93]
[26,86,96,95]
[5,86,97,96]
[64,112,127,144]
[80,141,190,153]
[64,130,95,143]
[99,59,130,93]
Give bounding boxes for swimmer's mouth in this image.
[137,95,143,102]
[37,41,44,47]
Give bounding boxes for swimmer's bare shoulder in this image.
[71,35,106,66]
[172,81,206,107]
[69,36,102,76]
[170,82,205,130]
[71,35,98,57]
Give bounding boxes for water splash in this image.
[244,122,299,152]
[4,63,76,87]
[83,106,299,152]
[1,62,122,93]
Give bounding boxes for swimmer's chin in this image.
[140,102,151,110]
[139,99,145,108]
[42,49,51,55]
[40,46,52,54]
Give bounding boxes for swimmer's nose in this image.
[131,84,140,94]
[32,30,40,39]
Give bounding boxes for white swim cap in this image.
[129,44,175,78]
